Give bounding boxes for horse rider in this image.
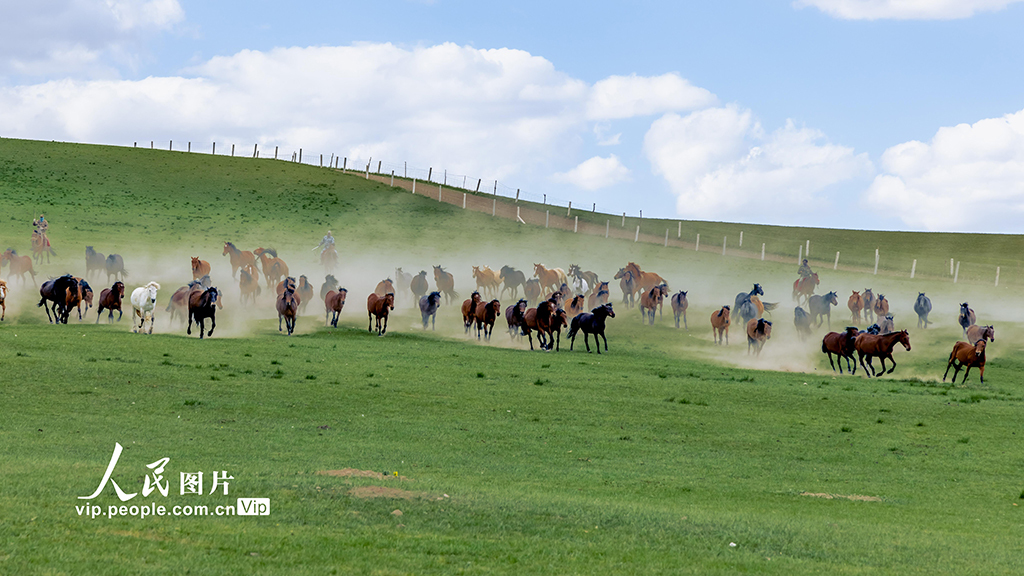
[798,259,813,278]
[33,214,51,248]
[313,230,335,255]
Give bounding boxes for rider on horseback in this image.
[314,231,335,255]
[798,259,813,278]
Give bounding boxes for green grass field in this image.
[2,138,1024,574]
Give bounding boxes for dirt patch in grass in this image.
[800,492,882,502]
[317,468,409,481]
[348,486,440,500]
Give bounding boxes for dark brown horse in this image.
[523,278,542,306]
[239,266,261,304]
[96,281,126,323]
[505,299,527,339]
[433,265,458,305]
[548,308,569,351]
[822,327,859,374]
[1,249,37,285]
[522,300,554,350]
[74,277,93,320]
[462,291,482,334]
[186,287,219,339]
[854,330,910,377]
[223,242,257,279]
[166,282,202,325]
[944,340,987,384]
[366,292,395,336]
[324,288,348,328]
[862,289,875,323]
[473,299,501,341]
[671,290,689,329]
[277,286,299,336]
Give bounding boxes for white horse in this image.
[571,276,589,296]
[130,282,160,334]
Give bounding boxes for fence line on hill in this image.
[133,138,1014,289]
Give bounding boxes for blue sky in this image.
[3,0,1024,232]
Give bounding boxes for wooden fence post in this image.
[169,140,172,151]
[621,212,625,227]
[231,144,235,157]
[874,249,879,275]
[428,167,432,182]
[391,171,395,187]
[274,146,278,159]
[739,231,743,247]
[377,161,381,173]
[476,179,481,193]
[806,240,810,257]
[798,245,803,264]
[298,148,302,163]
[463,193,466,209]
[444,170,447,186]
[545,211,549,228]
[493,180,497,194]
[605,220,609,238]
[695,234,700,252]
[438,184,442,202]
[834,251,840,270]
[950,258,954,275]
[516,189,520,202]
[517,206,523,223]
[954,261,960,283]
[995,266,1000,286]
[343,157,347,171]
[678,222,681,238]
[664,229,669,247]
[722,236,727,256]
[761,243,765,261]
[188,142,191,152]
[910,259,916,279]
[320,154,323,167]
[634,226,640,243]
[567,202,571,217]
[592,202,595,212]
[574,216,578,233]
[212,142,216,154]
[150,141,153,149]
[254,144,258,158]
[412,178,416,194]
[492,198,496,216]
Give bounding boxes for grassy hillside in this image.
[2,138,1024,575]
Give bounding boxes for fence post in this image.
[545,211,549,228]
[678,222,682,238]
[493,180,497,194]
[412,178,416,194]
[365,164,369,179]
[231,144,235,157]
[798,245,803,264]
[169,140,172,151]
[954,261,960,283]
[695,234,700,252]
[722,236,727,256]
[150,141,153,149]
[391,171,395,187]
[739,231,743,247]
[950,258,954,275]
[635,226,640,242]
[377,161,381,173]
[134,142,137,148]
[806,240,810,257]
[444,170,447,186]
[543,194,547,204]
[438,184,442,202]
[516,189,520,202]
[492,198,496,217]
[874,249,879,275]
[343,157,347,171]
[212,142,216,154]
[995,266,1000,287]
[298,148,302,163]
[463,193,466,209]
[255,144,259,158]
[834,251,840,270]
[574,216,578,233]
[761,243,765,261]
[592,202,595,212]
[664,229,669,247]
[320,154,323,167]
[476,179,481,193]
[428,167,432,182]
[567,201,571,217]
[404,161,407,178]
[517,206,523,223]
[621,212,625,227]
[910,259,916,279]
[606,220,609,238]
[274,146,278,159]
[188,142,191,152]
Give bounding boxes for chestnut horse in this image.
[239,266,261,304]
[1,249,37,285]
[277,286,299,335]
[671,290,689,329]
[587,281,610,310]
[523,279,541,306]
[374,278,395,297]
[191,257,211,281]
[223,242,256,279]
[410,271,429,300]
[324,288,348,328]
[366,292,395,336]
[848,291,863,323]
[254,248,289,288]
[472,266,501,298]
[872,294,889,321]
[462,291,483,334]
[96,281,125,323]
[625,262,667,300]
[567,295,586,318]
[944,340,987,384]
[792,273,818,306]
[433,265,458,305]
[533,264,567,293]
[639,286,664,325]
[276,276,297,295]
[473,299,501,341]
[822,327,859,374]
[186,286,218,339]
[710,306,730,345]
[548,308,569,351]
[746,318,772,356]
[297,276,314,314]
[522,300,554,350]
[854,330,911,377]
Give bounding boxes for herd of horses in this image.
[0,242,1000,381]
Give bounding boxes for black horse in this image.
[568,303,615,354]
[187,287,219,339]
[38,274,79,324]
[419,291,442,330]
[734,283,764,327]
[914,293,932,328]
[499,266,527,299]
[808,291,839,328]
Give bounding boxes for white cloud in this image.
[864,110,1024,231]
[644,106,873,222]
[794,0,1024,20]
[553,155,631,190]
[0,0,185,79]
[586,73,716,120]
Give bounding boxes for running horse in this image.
[966,324,995,344]
[746,318,772,356]
[85,247,106,280]
[710,306,730,345]
[943,339,987,384]
[433,265,458,305]
[854,330,911,377]
[38,275,79,324]
[105,254,127,282]
[296,276,314,314]
[190,257,212,281]
[366,292,395,336]
[587,281,610,310]
[239,266,261,304]
[254,248,289,288]
[419,291,442,330]
[324,288,348,328]
[862,289,875,323]
[734,284,764,327]
[473,299,502,341]
[822,327,859,375]
[914,293,932,329]
[31,230,55,264]
[613,268,636,308]
[186,286,218,339]
[624,262,667,304]
[521,300,555,350]
[505,299,527,339]
[671,290,688,329]
[131,282,161,334]
[472,266,501,298]
[277,285,299,335]
[461,291,483,334]
[567,295,586,318]
[958,303,976,335]
[808,291,839,329]
[223,242,257,279]
[848,291,863,323]
[410,271,429,300]
[321,244,339,275]
[95,281,125,323]
[533,264,567,293]
[499,266,526,299]
[792,273,818,306]
[1,249,37,285]
[568,303,615,354]
[523,279,541,306]
[639,286,665,325]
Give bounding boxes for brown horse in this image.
[847,291,863,323]
[38,275,78,323]
[96,281,125,323]
[472,266,501,298]
[505,299,527,339]
[0,279,6,321]
[239,266,261,304]
[410,271,429,300]
[872,294,889,320]
[166,280,206,324]
[639,286,665,325]
[374,278,395,297]
[587,281,610,309]
[191,257,211,281]
[276,276,297,296]
[523,278,542,306]
[324,288,348,327]
[746,318,772,356]
[966,325,995,344]
[548,308,569,351]
[671,291,689,329]
[533,264,567,293]
[462,291,483,334]
[522,300,554,350]
[223,242,257,279]
[1,249,37,285]
[710,306,730,345]
[297,276,314,314]
[944,340,987,384]
[321,245,338,274]
[567,295,586,318]
[277,286,299,335]
[473,299,501,341]
[822,327,859,374]
[74,278,94,321]
[186,287,219,339]
[366,292,395,335]
[862,289,875,323]
[31,231,55,264]
[625,262,667,299]
[854,330,910,377]
[792,273,818,305]
[433,265,458,305]
[254,248,289,288]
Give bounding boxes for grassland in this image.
[2,138,1024,575]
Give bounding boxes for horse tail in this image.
[122,268,129,278]
[567,315,581,340]
[762,302,778,312]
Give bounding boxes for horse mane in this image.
[263,248,278,257]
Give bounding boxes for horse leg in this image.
[381,314,388,336]
[683,311,687,330]
[885,354,895,374]
[368,312,373,332]
[827,352,837,373]
[96,305,103,324]
[960,365,972,384]
[858,352,871,378]
[431,313,436,331]
[186,311,193,335]
[279,313,283,332]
